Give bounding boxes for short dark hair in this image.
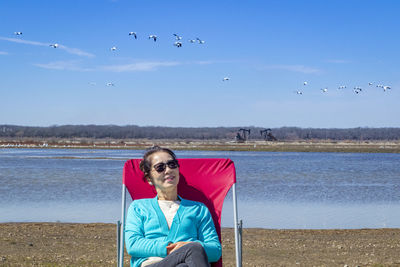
[139,145,177,182]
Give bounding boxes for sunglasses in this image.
[153,159,179,173]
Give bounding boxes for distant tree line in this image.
[0,125,399,141]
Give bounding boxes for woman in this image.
[125,146,222,267]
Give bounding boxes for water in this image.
[1,149,400,229]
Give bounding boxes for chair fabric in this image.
[123,158,237,267]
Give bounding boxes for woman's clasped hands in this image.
[167,241,193,255]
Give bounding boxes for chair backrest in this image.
[123,158,237,267]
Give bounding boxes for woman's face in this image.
[148,151,180,192]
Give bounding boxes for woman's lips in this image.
[165,176,174,182]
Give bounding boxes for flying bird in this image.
[188,39,196,43]
[295,90,303,95]
[174,41,182,48]
[196,38,205,44]
[173,34,182,40]
[128,32,137,39]
[14,32,22,35]
[338,85,346,89]
[353,87,362,94]
[368,82,373,86]
[303,81,308,86]
[321,88,328,93]
[106,82,115,86]
[49,43,59,48]
[110,46,117,51]
[222,77,230,81]
[383,86,391,91]
[149,35,157,42]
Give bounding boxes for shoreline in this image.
[1,138,400,153]
[1,223,400,266]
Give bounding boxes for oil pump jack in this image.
[260,128,277,141]
[236,128,251,143]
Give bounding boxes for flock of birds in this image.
[294,81,392,95]
[12,32,393,92]
[113,32,206,50]
[12,31,212,87]
[14,31,206,51]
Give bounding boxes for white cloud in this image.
[0,51,8,55]
[56,45,95,58]
[0,36,95,58]
[32,60,220,72]
[0,36,46,46]
[100,60,227,72]
[33,60,92,71]
[33,60,181,72]
[262,64,321,74]
[99,61,182,72]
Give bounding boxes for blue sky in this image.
[1,0,399,128]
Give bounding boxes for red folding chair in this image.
[117,158,242,267]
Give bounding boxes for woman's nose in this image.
[165,166,172,172]
[164,165,176,173]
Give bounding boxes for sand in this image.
[1,223,400,266]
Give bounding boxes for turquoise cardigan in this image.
[125,196,222,267]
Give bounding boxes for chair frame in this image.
[117,159,242,267]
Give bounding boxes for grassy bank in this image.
[1,138,400,153]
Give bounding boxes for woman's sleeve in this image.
[124,202,169,258]
[196,204,222,262]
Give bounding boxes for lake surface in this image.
[1,149,399,229]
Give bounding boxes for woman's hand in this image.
[166,241,193,254]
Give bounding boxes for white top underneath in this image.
[158,199,181,229]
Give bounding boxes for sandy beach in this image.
[1,223,400,267]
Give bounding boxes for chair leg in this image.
[117,220,121,267]
[238,220,243,266]
[119,184,127,267]
[232,183,241,267]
